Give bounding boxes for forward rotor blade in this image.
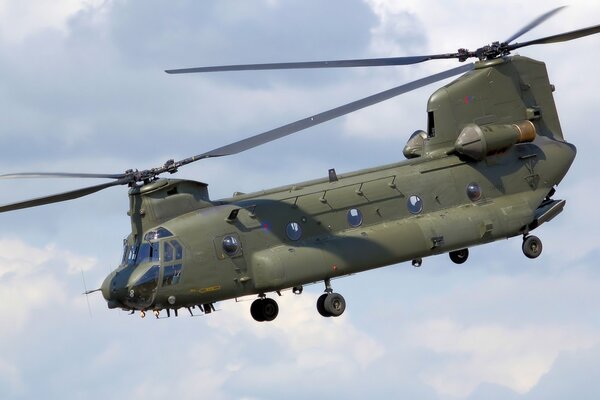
[504,6,566,44]
[176,63,473,162]
[0,172,128,180]
[165,54,460,74]
[509,23,600,50]
[0,178,129,213]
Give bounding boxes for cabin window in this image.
[467,182,482,202]
[222,235,241,256]
[347,208,363,227]
[407,195,423,214]
[286,222,303,241]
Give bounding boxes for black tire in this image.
[323,293,346,317]
[250,299,265,322]
[316,294,331,317]
[449,248,469,264]
[262,298,279,322]
[523,235,543,259]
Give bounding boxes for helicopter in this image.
[0,7,598,322]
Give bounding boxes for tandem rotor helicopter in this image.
[1,7,598,322]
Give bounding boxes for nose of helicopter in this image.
[100,272,112,301]
[101,270,124,309]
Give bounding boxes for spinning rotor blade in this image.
[504,6,565,44]
[166,6,590,71]
[0,63,473,213]
[165,53,460,74]
[175,63,474,163]
[0,178,129,213]
[5,8,596,215]
[0,172,128,180]
[508,23,600,51]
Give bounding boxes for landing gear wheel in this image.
[412,258,423,267]
[250,298,279,322]
[316,294,330,317]
[250,299,265,322]
[522,235,543,259]
[316,293,346,317]
[261,298,279,321]
[449,248,469,264]
[323,293,346,317]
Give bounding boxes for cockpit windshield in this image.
[121,227,175,268]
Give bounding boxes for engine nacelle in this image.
[454,121,536,160]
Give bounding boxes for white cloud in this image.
[407,319,599,397]
[0,0,103,44]
[0,237,98,349]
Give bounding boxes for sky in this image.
[0,0,599,399]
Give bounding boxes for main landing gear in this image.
[250,296,279,322]
[316,278,346,318]
[249,279,347,321]
[522,234,543,259]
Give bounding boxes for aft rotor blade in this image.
[504,6,566,44]
[509,23,600,50]
[175,63,473,162]
[0,178,129,213]
[0,172,128,180]
[165,54,461,74]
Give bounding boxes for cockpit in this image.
[114,226,185,310]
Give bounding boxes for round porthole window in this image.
[466,182,482,202]
[347,208,363,227]
[222,235,240,255]
[286,222,302,241]
[407,195,423,214]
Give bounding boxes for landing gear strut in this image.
[250,296,279,322]
[522,235,543,259]
[449,248,469,264]
[316,279,346,317]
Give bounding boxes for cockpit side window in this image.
[171,240,183,260]
[137,242,160,264]
[162,240,183,287]
[164,242,174,263]
[162,264,182,286]
[127,245,138,267]
[121,242,130,265]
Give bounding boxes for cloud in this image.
[407,319,599,397]
[0,0,92,44]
